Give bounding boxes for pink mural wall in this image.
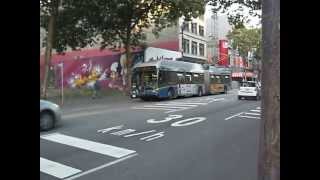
[40,48,144,91]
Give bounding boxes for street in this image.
[40,90,261,180]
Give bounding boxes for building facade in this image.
[144,16,208,64]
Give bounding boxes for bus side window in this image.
[177,73,184,84]
[185,73,192,84]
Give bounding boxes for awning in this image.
[232,72,256,78]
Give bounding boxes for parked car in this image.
[238,81,261,100]
[40,100,61,131]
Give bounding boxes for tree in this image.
[208,1,279,180]
[81,0,205,94]
[226,27,262,79]
[40,0,205,96]
[40,0,98,98]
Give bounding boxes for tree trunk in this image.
[124,43,132,95]
[41,14,55,99]
[258,0,280,179]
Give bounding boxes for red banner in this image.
[218,40,229,66]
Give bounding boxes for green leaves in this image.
[208,0,261,27]
[227,27,261,60]
[40,0,205,53]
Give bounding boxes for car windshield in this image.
[240,82,256,87]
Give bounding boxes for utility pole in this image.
[258,0,280,179]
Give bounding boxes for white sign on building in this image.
[144,47,182,62]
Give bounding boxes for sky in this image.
[205,3,262,29]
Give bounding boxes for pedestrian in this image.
[92,80,100,99]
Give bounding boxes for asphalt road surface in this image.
[40,90,261,180]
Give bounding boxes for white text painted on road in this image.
[171,117,207,127]
[97,125,124,133]
[40,157,82,179]
[244,112,260,116]
[238,115,261,119]
[147,115,183,124]
[41,133,135,158]
[111,129,136,136]
[140,131,165,141]
[124,130,157,137]
[225,112,244,120]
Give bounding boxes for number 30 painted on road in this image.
[147,115,206,127]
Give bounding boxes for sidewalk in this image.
[45,89,136,112]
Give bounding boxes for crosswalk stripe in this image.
[244,112,260,116]
[40,157,82,179]
[41,133,136,158]
[239,115,261,119]
[257,107,261,109]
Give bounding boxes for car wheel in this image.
[40,111,55,131]
[238,96,242,100]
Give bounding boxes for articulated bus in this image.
[208,66,231,94]
[131,60,230,100]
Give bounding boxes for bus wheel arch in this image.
[167,87,175,99]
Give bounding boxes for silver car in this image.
[40,100,61,131]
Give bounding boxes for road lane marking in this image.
[41,133,136,158]
[250,109,261,112]
[257,107,261,109]
[64,153,138,180]
[154,103,198,107]
[166,102,208,105]
[224,112,244,120]
[244,112,260,116]
[142,105,189,109]
[238,115,261,119]
[132,107,180,111]
[40,157,82,179]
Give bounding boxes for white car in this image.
[238,81,261,100]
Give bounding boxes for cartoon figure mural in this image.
[40,48,144,92]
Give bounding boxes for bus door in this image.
[184,73,193,95]
[214,75,224,93]
[177,73,186,96]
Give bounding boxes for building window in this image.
[182,38,190,54]
[199,25,204,36]
[191,23,197,34]
[199,43,204,56]
[192,41,197,55]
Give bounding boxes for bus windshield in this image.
[132,66,158,89]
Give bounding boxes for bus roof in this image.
[133,60,205,73]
